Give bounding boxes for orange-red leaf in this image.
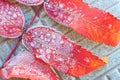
[0,0,24,38]
[22,26,106,76]
[44,0,120,46]
[0,51,60,80]
[16,0,43,5]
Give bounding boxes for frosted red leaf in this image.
[22,26,106,76]
[16,0,44,5]
[44,0,120,46]
[0,0,24,38]
[0,51,60,80]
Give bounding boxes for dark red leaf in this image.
[44,0,120,46]
[0,51,60,80]
[16,0,44,5]
[0,0,24,38]
[22,26,106,76]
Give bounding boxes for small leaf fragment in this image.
[44,0,120,46]
[22,26,106,76]
[0,0,24,38]
[16,0,44,5]
[0,51,60,80]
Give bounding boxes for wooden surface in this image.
[0,0,120,80]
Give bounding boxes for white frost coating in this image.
[66,1,77,12]
[44,1,75,26]
[16,0,43,6]
[36,54,49,63]
[23,27,77,74]
[1,69,9,79]
[2,51,57,80]
[58,64,68,73]
[0,0,25,38]
[11,67,21,75]
[51,53,76,73]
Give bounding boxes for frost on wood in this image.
[22,26,106,76]
[0,51,60,80]
[16,0,43,5]
[0,0,24,38]
[44,0,120,46]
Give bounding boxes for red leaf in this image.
[0,51,60,80]
[22,26,106,76]
[0,0,24,38]
[16,0,44,5]
[44,0,120,46]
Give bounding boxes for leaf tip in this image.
[101,55,109,63]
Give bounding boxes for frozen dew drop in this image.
[47,33,50,37]
[59,4,64,8]
[34,32,38,35]
[52,40,55,43]
[40,35,44,39]
[81,14,85,17]
[40,49,43,53]
[13,13,17,18]
[60,40,64,44]
[93,16,97,19]
[42,45,44,48]
[47,4,51,8]
[9,30,13,33]
[44,38,48,41]
[69,43,72,47]
[46,49,51,53]
[108,24,112,29]
[8,11,12,15]
[84,57,90,63]
[58,57,63,61]
[40,31,43,34]
[53,51,55,53]
[47,39,50,42]
[52,34,56,39]
[77,50,80,52]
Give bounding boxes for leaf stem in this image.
[1,4,43,68]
